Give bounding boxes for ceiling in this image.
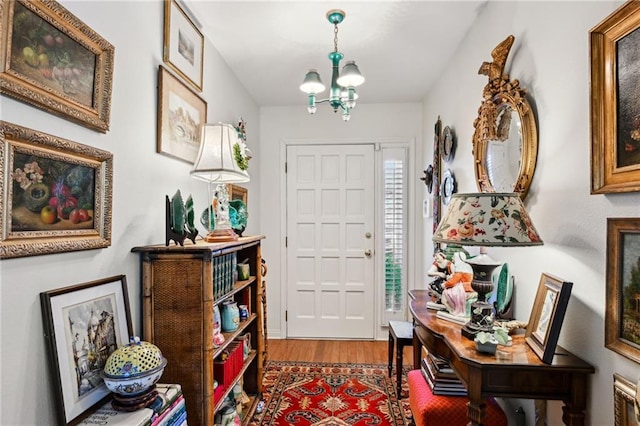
[182,1,486,107]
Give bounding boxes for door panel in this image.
[286,144,375,339]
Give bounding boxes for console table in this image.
[409,290,595,426]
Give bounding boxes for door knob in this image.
[364,249,372,258]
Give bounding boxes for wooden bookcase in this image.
[132,236,266,426]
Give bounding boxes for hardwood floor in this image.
[267,339,414,366]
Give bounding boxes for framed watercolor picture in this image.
[0,121,113,259]
[163,0,204,92]
[606,218,640,364]
[590,1,640,193]
[40,275,133,425]
[525,273,573,364]
[157,66,207,164]
[0,0,114,132]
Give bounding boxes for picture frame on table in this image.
[40,275,133,425]
[163,0,204,92]
[227,184,248,207]
[606,218,640,364]
[524,273,573,364]
[613,373,638,426]
[0,0,114,132]
[157,65,207,164]
[0,121,113,259]
[590,1,640,193]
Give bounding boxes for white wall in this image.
[259,103,424,340]
[0,1,259,424]
[422,1,630,425]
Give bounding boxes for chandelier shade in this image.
[300,69,326,94]
[300,9,364,122]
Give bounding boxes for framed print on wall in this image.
[0,0,114,132]
[524,273,573,364]
[606,218,640,363]
[157,66,207,164]
[40,275,133,425]
[163,0,204,92]
[0,121,113,259]
[613,373,638,426]
[227,184,248,207]
[590,1,640,193]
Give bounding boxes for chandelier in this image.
[299,9,364,122]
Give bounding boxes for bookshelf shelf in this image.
[132,236,266,426]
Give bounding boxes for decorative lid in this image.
[103,336,167,378]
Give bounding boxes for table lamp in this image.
[190,122,249,242]
[433,193,543,339]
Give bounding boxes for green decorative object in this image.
[185,195,196,234]
[171,190,185,232]
[233,143,249,171]
[166,191,197,246]
[200,207,215,232]
[229,199,247,236]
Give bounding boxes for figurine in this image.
[427,251,453,299]
[441,252,477,317]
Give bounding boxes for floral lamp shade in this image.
[433,193,543,247]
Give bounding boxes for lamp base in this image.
[461,300,495,339]
[204,228,238,243]
[461,250,502,340]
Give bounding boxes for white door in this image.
[286,144,375,339]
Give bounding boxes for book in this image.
[421,366,467,396]
[419,351,467,396]
[78,384,183,426]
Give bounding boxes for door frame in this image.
[279,137,419,340]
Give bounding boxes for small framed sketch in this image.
[163,0,204,92]
[613,373,638,426]
[525,273,573,364]
[157,66,207,164]
[606,218,640,363]
[0,0,114,132]
[40,275,133,425]
[0,121,113,259]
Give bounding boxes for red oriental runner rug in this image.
[250,361,412,425]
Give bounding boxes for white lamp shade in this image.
[300,69,326,94]
[337,61,364,87]
[190,123,250,183]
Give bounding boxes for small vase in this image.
[221,300,239,332]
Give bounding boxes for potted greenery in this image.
[474,327,510,354]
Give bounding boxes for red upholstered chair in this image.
[407,369,507,426]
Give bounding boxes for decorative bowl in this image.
[101,337,167,396]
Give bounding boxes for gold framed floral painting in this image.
[0,0,114,132]
[0,121,113,259]
[590,1,640,193]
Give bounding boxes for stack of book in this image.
[420,350,467,396]
[79,384,187,426]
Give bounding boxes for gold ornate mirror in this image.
[472,35,538,199]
